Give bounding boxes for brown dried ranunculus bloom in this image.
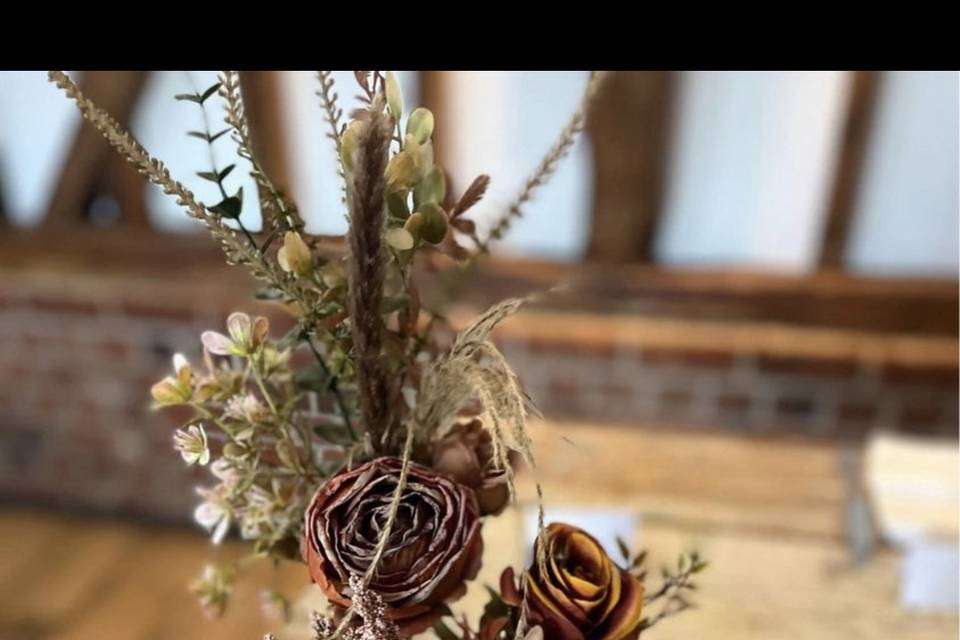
[302,457,483,636]
[431,419,510,516]
[501,523,644,640]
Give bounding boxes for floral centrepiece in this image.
[50,68,707,639]
[302,457,483,635]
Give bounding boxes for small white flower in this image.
[173,424,210,466]
[201,330,236,356]
[201,312,269,357]
[210,459,240,489]
[172,353,191,376]
[194,486,231,544]
[224,393,267,423]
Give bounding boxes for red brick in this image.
[775,395,816,420]
[122,301,194,322]
[838,402,877,422]
[758,355,857,377]
[882,364,958,388]
[642,347,733,368]
[900,397,944,425]
[99,340,131,359]
[32,298,100,315]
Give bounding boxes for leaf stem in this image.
[303,331,357,441]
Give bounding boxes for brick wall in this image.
[500,337,957,440]
[0,237,956,521]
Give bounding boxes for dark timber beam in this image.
[586,71,674,264]
[818,71,882,269]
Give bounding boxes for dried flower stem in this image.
[362,423,414,585]
[472,71,609,257]
[316,71,348,207]
[303,329,356,440]
[316,71,345,157]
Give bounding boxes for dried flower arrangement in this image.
[49,69,706,639]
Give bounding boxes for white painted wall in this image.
[846,71,959,276]
[0,71,78,226]
[0,70,956,278]
[656,71,852,271]
[441,71,594,260]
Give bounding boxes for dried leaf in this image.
[451,174,490,218]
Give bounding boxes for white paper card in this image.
[900,538,959,612]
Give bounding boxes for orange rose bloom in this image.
[502,523,644,640]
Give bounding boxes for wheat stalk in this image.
[316,71,348,205]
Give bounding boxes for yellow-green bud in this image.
[386,151,418,190]
[277,231,313,276]
[387,191,411,219]
[414,165,446,208]
[406,107,434,144]
[413,202,448,244]
[385,226,415,251]
[385,71,402,119]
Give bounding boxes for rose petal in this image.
[596,570,644,640]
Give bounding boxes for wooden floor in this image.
[1,422,956,640]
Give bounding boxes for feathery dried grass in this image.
[414,296,537,466]
[411,295,551,640]
[346,96,395,446]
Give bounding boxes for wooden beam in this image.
[818,71,882,269]
[237,71,292,198]
[586,71,674,263]
[43,71,149,228]
[0,155,7,228]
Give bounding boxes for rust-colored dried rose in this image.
[501,523,644,640]
[431,419,510,516]
[302,457,483,636]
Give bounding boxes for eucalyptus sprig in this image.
[175,79,256,249]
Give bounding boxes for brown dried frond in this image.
[219,70,304,234]
[346,95,395,446]
[450,174,491,219]
[473,71,609,256]
[353,71,384,106]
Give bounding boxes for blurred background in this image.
[0,70,957,639]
